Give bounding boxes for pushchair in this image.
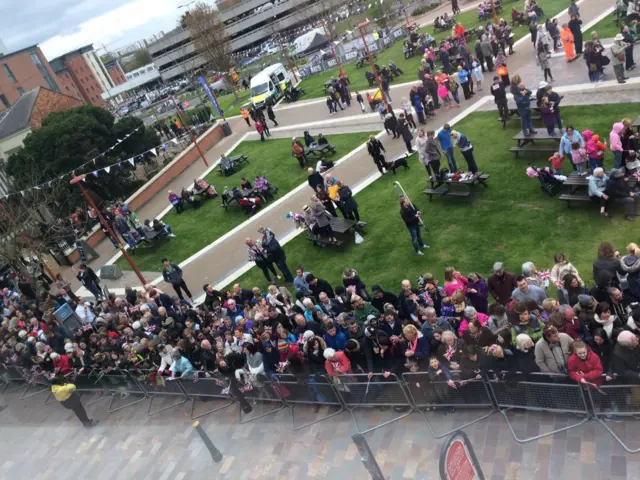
[531,165,563,196]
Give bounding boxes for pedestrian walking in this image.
[256,120,266,142]
[75,263,102,300]
[400,198,428,256]
[326,96,336,115]
[367,135,387,175]
[536,41,553,82]
[258,226,294,282]
[51,376,98,428]
[267,105,278,126]
[240,107,251,126]
[356,91,366,113]
[611,35,629,84]
[162,258,193,302]
[397,113,414,153]
[401,97,417,130]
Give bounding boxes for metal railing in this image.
[5,365,640,449]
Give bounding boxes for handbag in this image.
[601,55,610,66]
[496,65,508,76]
[589,63,598,72]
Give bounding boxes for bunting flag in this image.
[92,171,99,177]
[128,158,135,166]
[34,186,40,190]
[20,191,24,197]
[104,166,111,174]
[171,138,179,145]
[81,177,86,182]
[149,148,157,157]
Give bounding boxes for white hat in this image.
[303,330,315,341]
[615,33,624,41]
[132,321,141,330]
[538,81,548,89]
[65,343,75,353]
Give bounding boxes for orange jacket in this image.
[241,108,249,119]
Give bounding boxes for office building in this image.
[0,45,61,112]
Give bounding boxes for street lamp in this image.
[357,21,391,113]
[170,95,209,167]
[178,1,196,9]
[69,175,147,286]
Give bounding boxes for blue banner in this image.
[198,74,221,117]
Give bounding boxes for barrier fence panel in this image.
[44,369,110,406]
[1,366,29,395]
[99,369,148,413]
[403,372,496,439]
[334,373,413,435]
[135,370,189,416]
[180,374,235,420]
[587,380,640,453]
[488,372,590,443]
[20,368,52,400]
[237,373,287,424]
[274,374,345,431]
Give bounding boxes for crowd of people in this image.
[7,242,640,425]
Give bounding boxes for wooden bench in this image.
[509,145,558,159]
[217,154,249,176]
[614,14,631,26]
[306,144,337,157]
[423,188,471,201]
[559,193,591,207]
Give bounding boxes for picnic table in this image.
[217,154,249,176]
[631,115,640,132]
[423,172,490,201]
[559,174,639,207]
[305,216,367,248]
[510,131,561,159]
[500,95,565,129]
[305,143,336,157]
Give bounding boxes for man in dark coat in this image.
[307,168,324,192]
[306,273,335,298]
[371,285,399,313]
[606,168,638,221]
[488,262,518,305]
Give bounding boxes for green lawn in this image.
[231,103,640,293]
[299,0,569,99]
[589,12,626,40]
[217,89,251,117]
[116,132,376,273]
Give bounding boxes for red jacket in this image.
[567,350,603,385]
[325,352,352,376]
[255,121,264,134]
[53,354,72,374]
[559,317,582,340]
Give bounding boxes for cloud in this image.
[40,0,186,58]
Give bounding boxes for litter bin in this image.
[221,122,232,136]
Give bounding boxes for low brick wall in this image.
[66,123,225,264]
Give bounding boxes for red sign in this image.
[444,439,480,480]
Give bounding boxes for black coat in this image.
[397,118,413,143]
[338,186,358,213]
[371,291,399,313]
[308,171,324,192]
[310,278,335,298]
[606,176,633,199]
[367,139,385,158]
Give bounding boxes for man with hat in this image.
[611,34,629,84]
[606,168,638,221]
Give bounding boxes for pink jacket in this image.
[458,312,489,336]
[610,122,624,152]
[443,276,468,297]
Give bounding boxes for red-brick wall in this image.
[29,89,83,130]
[63,55,105,106]
[0,47,61,112]
[55,69,84,103]
[107,64,126,86]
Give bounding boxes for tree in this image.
[122,49,152,73]
[370,1,395,29]
[185,2,237,99]
[6,105,158,217]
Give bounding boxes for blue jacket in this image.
[559,131,584,155]
[437,129,453,150]
[458,69,469,84]
[514,88,532,111]
[406,332,430,361]
[588,175,609,197]
[324,331,347,351]
[456,133,472,150]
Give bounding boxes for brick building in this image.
[0,45,61,112]
[105,60,127,86]
[49,45,119,107]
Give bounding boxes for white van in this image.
[249,63,292,109]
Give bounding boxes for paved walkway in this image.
[70,0,623,299]
[0,384,637,479]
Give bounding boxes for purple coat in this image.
[467,278,489,314]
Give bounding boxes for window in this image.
[17,87,24,96]
[0,94,9,108]
[277,72,285,81]
[30,52,43,68]
[81,78,85,84]
[65,85,70,90]
[44,76,58,92]
[3,64,16,83]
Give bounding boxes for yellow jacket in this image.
[327,184,339,200]
[52,384,76,402]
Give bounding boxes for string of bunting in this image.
[2,124,201,200]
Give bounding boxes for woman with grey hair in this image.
[437,330,466,370]
[459,305,489,336]
[522,262,547,289]
[588,167,609,215]
[514,333,540,374]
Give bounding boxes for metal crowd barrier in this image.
[273,374,345,430]
[1,366,31,395]
[587,380,640,453]
[44,368,109,406]
[136,370,189,416]
[180,373,235,420]
[236,373,286,424]
[333,373,413,435]
[403,372,496,439]
[487,372,590,443]
[97,370,148,413]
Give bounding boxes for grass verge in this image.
[232,102,640,292]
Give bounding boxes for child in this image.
[571,141,588,175]
[583,129,607,171]
[471,57,484,91]
[427,357,457,412]
[447,78,461,108]
[438,83,452,109]
[355,91,366,114]
[539,98,557,136]
[255,120,265,142]
[401,97,417,130]
[548,152,563,174]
